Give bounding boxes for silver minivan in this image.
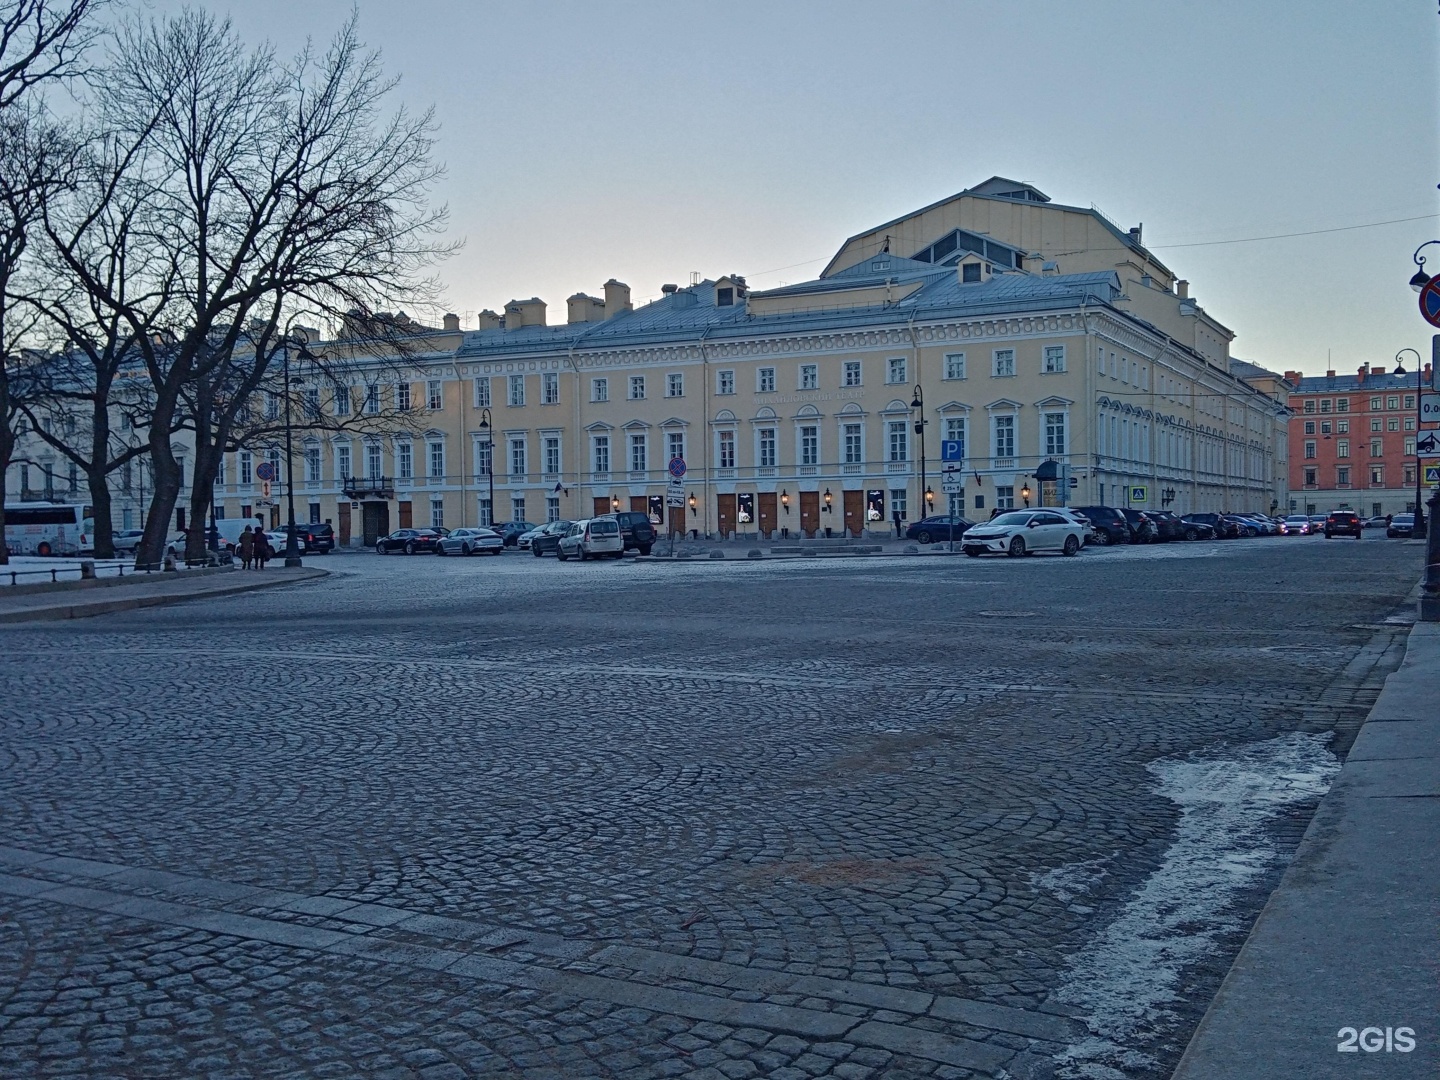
[557,517,624,561]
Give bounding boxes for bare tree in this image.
[52,9,450,567]
[0,0,106,107]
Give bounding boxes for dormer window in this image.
[716,287,734,307]
[961,263,982,284]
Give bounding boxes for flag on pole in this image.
[552,481,567,495]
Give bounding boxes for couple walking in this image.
[236,525,271,570]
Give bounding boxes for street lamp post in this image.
[910,384,926,526]
[478,408,494,527]
[281,338,302,567]
[1394,348,1427,539]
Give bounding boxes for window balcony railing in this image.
[342,475,395,500]
[992,457,1015,469]
[590,471,610,483]
[886,461,911,473]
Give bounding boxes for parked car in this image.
[1308,515,1328,532]
[1069,505,1130,546]
[608,511,658,555]
[294,522,335,553]
[961,510,1085,558]
[516,525,545,551]
[1054,508,1096,544]
[1183,513,1240,539]
[1364,515,1390,529]
[1323,510,1363,539]
[1237,513,1280,536]
[110,529,145,554]
[376,528,442,554]
[905,514,974,545]
[529,520,573,557]
[436,527,504,555]
[493,521,539,547]
[1221,514,1261,538]
[1282,515,1313,535]
[557,517,624,560]
[265,528,307,555]
[1386,513,1415,539]
[1142,509,1187,542]
[1118,508,1160,544]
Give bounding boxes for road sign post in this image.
[1420,278,1440,328]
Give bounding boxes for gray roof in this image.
[1292,370,1430,394]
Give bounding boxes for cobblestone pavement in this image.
[0,536,1421,1079]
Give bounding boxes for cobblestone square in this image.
[0,538,1420,1078]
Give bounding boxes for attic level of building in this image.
[909,229,1024,271]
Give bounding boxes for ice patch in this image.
[1051,731,1340,1078]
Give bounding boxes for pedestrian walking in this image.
[237,526,254,570]
[253,529,270,570]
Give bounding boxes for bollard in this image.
[80,560,96,580]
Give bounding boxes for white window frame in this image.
[887,357,907,385]
[992,349,1015,378]
[591,434,610,474]
[304,444,322,482]
[629,433,647,474]
[757,427,777,468]
[427,440,445,479]
[666,431,685,463]
[717,370,735,396]
[396,441,413,480]
[473,377,490,408]
[798,425,819,467]
[843,361,862,387]
[508,436,527,477]
[717,429,736,469]
[943,416,966,462]
[543,435,561,476]
[943,353,966,380]
[799,364,818,390]
[757,367,776,393]
[887,420,909,462]
[507,374,525,407]
[666,372,684,398]
[1043,345,1066,373]
[629,375,646,401]
[992,414,1016,459]
[541,371,559,405]
[1043,410,1068,457]
[843,422,864,464]
[592,377,608,403]
[427,380,443,410]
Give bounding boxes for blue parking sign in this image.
[941,440,964,462]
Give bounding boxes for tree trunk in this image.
[185,439,222,563]
[135,405,181,569]
[0,422,11,567]
[87,468,114,559]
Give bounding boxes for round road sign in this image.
[668,456,687,479]
[1420,277,1440,328]
[255,461,276,482]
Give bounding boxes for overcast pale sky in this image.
[144,1,1436,376]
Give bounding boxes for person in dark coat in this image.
[237,526,254,570]
[253,528,270,570]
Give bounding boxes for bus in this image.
[3,501,95,557]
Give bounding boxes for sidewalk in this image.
[1171,620,1439,1078]
[0,564,326,623]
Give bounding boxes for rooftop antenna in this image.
[689,271,700,286]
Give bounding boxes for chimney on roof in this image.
[566,293,606,324]
[661,283,679,295]
[1284,370,1303,387]
[476,309,501,330]
[1358,363,1368,383]
[1327,369,1336,379]
[503,298,546,330]
[1373,365,1386,376]
[1129,224,1143,246]
[1176,280,1189,299]
[603,280,632,319]
[442,312,460,332]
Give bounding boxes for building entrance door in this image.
[757,492,776,538]
[799,491,819,538]
[843,490,863,537]
[361,501,389,546]
[337,502,351,546]
[630,496,647,514]
[593,496,611,517]
[716,494,735,538]
[398,501,412,528]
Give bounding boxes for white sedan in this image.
[961,510,1085,557]
[436,527,504,556]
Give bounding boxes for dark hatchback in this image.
[905,515,974,544]
[609,511,658,555]
[529,520,573,556]
[1324,510,1363,539]
[1069,505,1130,546]
[287,522,334,553]
[376,528,441,554]
[1184,512,1241,539]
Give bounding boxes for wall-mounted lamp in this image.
[688,492,697,516]
[780,489,790,514]
[925,486,935,508]
[1020,483,1032,508]
[610,495,620,512]
[822,488,833,512]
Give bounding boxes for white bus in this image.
[3,501,95,557]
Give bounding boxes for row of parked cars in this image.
[374,512,660,562]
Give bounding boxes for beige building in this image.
[8,178,1290,544]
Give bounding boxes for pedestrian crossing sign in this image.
[1130,486,1147,503]
[1425,465,1440,486]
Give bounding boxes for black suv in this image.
[1070,506,1129,546]
[608,511,657,555]
[1324,510,1362,539]
[291,522,334,553]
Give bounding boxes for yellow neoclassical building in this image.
[209,177,1289,545]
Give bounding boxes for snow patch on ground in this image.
[1049,731,1341,1078]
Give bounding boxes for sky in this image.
[135,0,1437,377]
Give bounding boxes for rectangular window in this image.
[995,485,1015,510]
[944,417,966,459]
[1304,441,1317,459]
[542,372,559,405]
[757,367,776,393]
[799,364,818,390]
[1304,420,1315,435]
[264,392,279,421]
[592,377,608,402]
[667,432,685,463]
[1405,416,1416,431]
[428,441,445,479]
[799,425,818,466]
[993,415,1015,458]
[239,451,253,485]
[592,435,610,474]
[478,497,492,527]
[1044,412,1067,456]
[397,442,413,480]
[333,385,352,416]
[1337,398,1349,412]
[360,384,377,415]
[305,446,322,482]
[396,382,411,411]
[473,377,490,408]
[718,430,735,469]
[546,496,560,522]
[430,498,444,530]
[509,437,526,477]
[1338,419,1349,433]
[335,445,350,481]
[1043,345,1066,373]
[1404,394,1416,409]
[888,420,908,462]
[474,438,491,477]
[667,372,684,397]
[629,375,646,400]
[366,443,382,478]
[887,358,907,384]
[717,370,735,395]
[1320,421,1332,435]
[511,496,525,523]
[1405,463,1417,485]
[1337,466,1351,486]
[1388,417,1400,431]
[1304,467,1317,486]
[844,423,863,464]
[1370,396,1382,410]
[1371,466,1385,486]
[1336,439,1348,458]
[508,374,525,407]
[1371,439,1384,457]
[843,361,862,387]
[758,428,776,468]
[543,436,561,475]
[1404,436,1416,456]
[992,349,1015,377]
[1371,418,1383,432]
[1320,399,1332,413]
[890,488,908,520]
[1387,395,1399,410]
[944,353,966,380]
[1303,400,1316,414]
[428,380,443,410]
[629,433,646,473]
